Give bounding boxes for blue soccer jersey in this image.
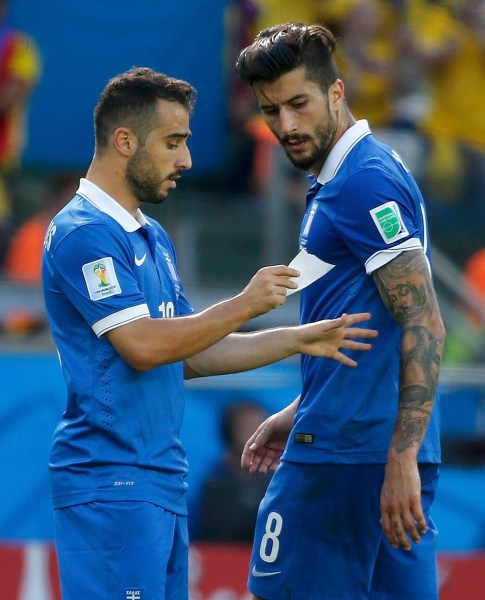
[284,120,440,465]
[42,179,193,514]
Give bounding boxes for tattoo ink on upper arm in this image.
[372,250,445,453]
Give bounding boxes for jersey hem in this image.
[51,489,188,516]
[282,450,441,464]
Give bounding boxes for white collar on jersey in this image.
[76,178,150,232]
[317,120,371,186]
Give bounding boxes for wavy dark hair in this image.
[236,22,339,92]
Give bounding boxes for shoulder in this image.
[46,196,127,256]
[343,138,413,196]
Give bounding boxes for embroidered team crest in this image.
[163,250,181,298]
[82,256,122,301]
[370,201,408,244]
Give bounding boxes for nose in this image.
[177,145,192,171]
[279,108,297,136]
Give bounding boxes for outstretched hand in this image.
[295,312,378,367]
[241,399,298,474]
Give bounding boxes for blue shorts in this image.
[248,462,439,600]
[54,501,189,600]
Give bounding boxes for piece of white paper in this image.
[287,249,335,295]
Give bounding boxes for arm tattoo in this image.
[373,250,445,453]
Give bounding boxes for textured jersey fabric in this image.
[42,179,193,514]
[283,120,440,465]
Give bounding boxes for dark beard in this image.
[125,147,167,205]
[282,119,337,172]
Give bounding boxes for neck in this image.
[310,110,356,178]
[86,157,139,217]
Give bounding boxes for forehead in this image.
[253,66,323,106]
[152,98,191,136]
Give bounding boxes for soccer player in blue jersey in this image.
[42,67,377,600]
[236,23,446,600]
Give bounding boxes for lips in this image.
[287,140,307,152]
[167,174,181,188]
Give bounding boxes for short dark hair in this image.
[236,22,339,92]
[94,67,196,151]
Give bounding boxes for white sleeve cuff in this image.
[365,238,423,275]
[92,304,150,337]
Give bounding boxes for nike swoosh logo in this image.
[251,565,282,577]
[135,254,147,267]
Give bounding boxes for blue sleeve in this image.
[49,223,149,329]
[333,167,421,265]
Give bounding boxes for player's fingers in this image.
[412,502,427,535]
[248,425,272,453]
[341,312,372,325]
[263,265,300,278]
[333,351,358,368]
[402,510,421,545]
[389,515,412,550]
[340,340,373,351]
[241,447,255,469]
[268,455,282,471]
[258,448,278,474]
[343,326,378,340]
[380,513,397,548]
[241,426,267,469]
[381,512,406,550]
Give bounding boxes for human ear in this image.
[113,127,138,157]
[329,79,345,105]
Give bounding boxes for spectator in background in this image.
[409,0,485,216]
[464,248,485,312]
[252,0,322,30]
[3,172,78,284]
[224,0,260,193]
[0,0,41,261]
[197,400,272,542]
[320,0,429,179]
[323,0,397,130]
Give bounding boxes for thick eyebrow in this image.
[259,93,308,111]
[164,131,191,141]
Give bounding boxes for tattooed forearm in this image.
[392,326,443,452]
[392,414,428,453]
[401,325,442,390]
[391,385,432,453]
[374,250,446,454]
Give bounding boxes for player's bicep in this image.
[371,249,438,328]
[105,317,154,370]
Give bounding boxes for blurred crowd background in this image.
[1,0,485,363]
[1,0,485,560]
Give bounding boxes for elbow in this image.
[117,340,161,372]
[124,351,156,372]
